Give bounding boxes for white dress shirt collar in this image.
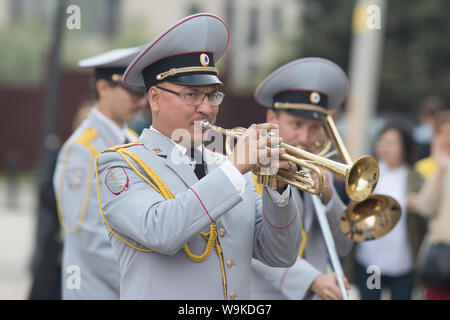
[92,107,129,144]
[149,126,202,164]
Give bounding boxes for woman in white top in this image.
[355,122,420,300]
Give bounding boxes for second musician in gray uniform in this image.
[54,47,146,299]
[251,58,353,300]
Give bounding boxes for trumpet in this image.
[200,120,379,202]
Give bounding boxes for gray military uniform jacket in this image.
[54,109,135,299]
[251,182,353,300]
[95,128,302,300]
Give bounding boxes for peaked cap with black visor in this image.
[122,13,229,92]
[254,57,349,121]
[78,46,146,95]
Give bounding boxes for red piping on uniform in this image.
[331,222,340,231]
[149,51,214,66]
[105,167,129,196]
[272,88,329,98]
[116,143,143,150]
[262,204,299,230]
[279,267,291,290]
[189,187,215,223]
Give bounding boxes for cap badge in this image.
[310,92,321,104]
[111,74,123,82]
[200,53,210,67]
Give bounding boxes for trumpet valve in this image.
[254,172,278,189]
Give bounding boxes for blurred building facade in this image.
[117,0,302,90]
[0,0,303,171]
[0,0,302,89]
[121,0,302,91]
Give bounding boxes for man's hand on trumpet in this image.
[311,167,333,205]
[227,123,296,193]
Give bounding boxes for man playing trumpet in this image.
[94,13,302,299]
[251,58,353,300]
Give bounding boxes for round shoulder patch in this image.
[105,167,130,196]
[67,167,85,190]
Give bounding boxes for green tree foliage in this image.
[0,19,50,87]
[297,0,354,73]
[380,0,450,112]
[0,0,150,86]
[295,0,450,113]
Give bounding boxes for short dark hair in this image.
[272,109,283,117]
[90,77,99,101]
[90,78,122,101]
[374,121,416,166]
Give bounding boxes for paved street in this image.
[0,177,36,300]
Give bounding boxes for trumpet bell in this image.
[339,194,402,242]
[346,155,379,202]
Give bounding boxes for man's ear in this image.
[148,86,160,113]
[96,79,111,98]
[266,109,278,123]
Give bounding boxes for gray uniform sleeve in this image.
[251,179,302,268]
[54,142,95,230]
[324,184,353,257]
[252,257,321,300]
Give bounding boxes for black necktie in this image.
[298,188,305,201]
[296,164,304,200]
[190,147,206,180]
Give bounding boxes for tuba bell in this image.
[319,115,402,242]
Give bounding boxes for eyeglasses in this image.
[156,86,225,106]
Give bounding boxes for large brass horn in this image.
[200,120,379,202]
[321,115,402,242]
[339,194,402,242]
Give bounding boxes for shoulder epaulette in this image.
[103,142,144,153]
[74,127,99,154]
[75,127,99,147]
